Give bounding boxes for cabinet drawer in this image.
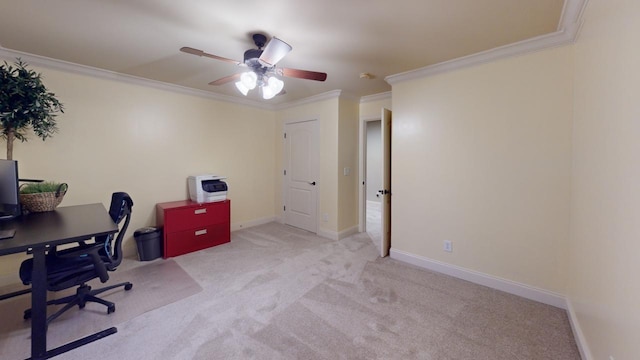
[164,201,229,233]
[164,223,230,258]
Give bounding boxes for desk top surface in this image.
[0,203,118,256]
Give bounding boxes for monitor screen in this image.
[0,159,20,219]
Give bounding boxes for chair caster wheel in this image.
[108,304,115,314]
[124,283,133,291]
[24,309,31,320]
[79,303,86,309]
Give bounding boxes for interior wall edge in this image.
[318,225,358,241]
[231,216,277,232]
[389,248,567,309]
[566,298,593,360]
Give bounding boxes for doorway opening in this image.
[364,120,382,252]
[359,109,392,257]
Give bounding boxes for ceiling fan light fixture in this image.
[261,86,276,100]
[235,71,258,96]
[183,34,326,101]
[240,71,257,89]
[262,76,284,99]
[269,76,284,93]
[235,81,250,96]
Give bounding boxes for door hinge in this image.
[283,205,286,211]
[284,169,287,175]
[284,133,286,139]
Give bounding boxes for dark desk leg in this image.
[30,246,47,360]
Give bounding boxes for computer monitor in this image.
[0,159,21,219]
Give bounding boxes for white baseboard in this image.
[317,228,337,240]
[389,248,567,309]
[231,216,277,232]
[566,299,592,360]
[339,226,359,240]
[317,225,359,240]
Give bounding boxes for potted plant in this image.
[19,181,68,213]
[0,58,64,160]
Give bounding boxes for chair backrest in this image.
[99,192,133,270]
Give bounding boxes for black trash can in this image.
[134,227,163,261]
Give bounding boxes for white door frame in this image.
[380,108,392,257]
[358,115,382,233]
[282,118,320,233]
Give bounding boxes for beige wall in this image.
[337,97,360,232]
[360,96,392,120]
[2,2,635,355]
[276,97,340,234]
[391,46,574,293]
[0,62,277,281]
[569,0,640,358]
[275,94,362,236]
[4,3,637,355]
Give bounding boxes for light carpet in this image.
[366,200,382,253]
[1,222,580,359]
[0,259,202,359]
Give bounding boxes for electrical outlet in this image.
[443,240,453,252]
[343,167,351,176]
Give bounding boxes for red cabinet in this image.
[156,200,230,258]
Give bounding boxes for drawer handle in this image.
[194,208,207,215]
[195,229,207,236]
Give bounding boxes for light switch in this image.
[343,167,351,176]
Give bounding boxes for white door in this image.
[381,108,392,257]
[284,120,319,232]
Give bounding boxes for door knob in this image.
[378,189,389,195]
[308,181,316,186]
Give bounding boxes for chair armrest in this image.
[55,244,110,283]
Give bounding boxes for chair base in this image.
[0,288,31,301]
[24,281,133,327]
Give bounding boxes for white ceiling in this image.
[0,0,565,105]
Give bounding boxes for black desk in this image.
[0,204,119,360]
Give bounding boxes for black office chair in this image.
[19,192,134,325]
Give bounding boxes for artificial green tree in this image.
[0,59,64,160]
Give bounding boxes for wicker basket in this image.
[19,183,68,213]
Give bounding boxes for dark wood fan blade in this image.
[180,47,243,66]
[208,73,241,86]
[281,68,327,82]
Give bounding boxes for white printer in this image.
[188,175,227,203]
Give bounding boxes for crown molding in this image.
[386,0,588,86]
[0,47,277,111]
[0,47,342,111]
[360,91,391,103]
[559,0,589,32]
[1,0,588,110]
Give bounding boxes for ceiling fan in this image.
[180,34,327,99]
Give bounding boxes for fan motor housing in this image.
[244,49,263,63]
